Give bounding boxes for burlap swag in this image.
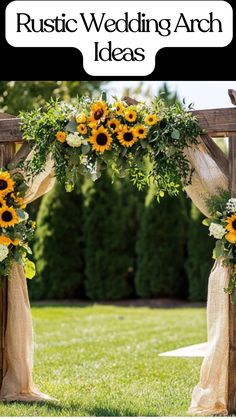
[0,137,230,414]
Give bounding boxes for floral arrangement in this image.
[204,191,236,302]
[0,170,36,278]
[19,94,201,197]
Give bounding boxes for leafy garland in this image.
[204,191,236,303]
[19,95,202,196]
[0,170,36,277]
[0,94,202,279]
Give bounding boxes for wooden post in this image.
[228,134,236,414]
[0,117,17,391]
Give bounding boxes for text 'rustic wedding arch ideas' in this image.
[1,90,236,414]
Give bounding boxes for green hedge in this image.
[186,204,214,301]
[83,173,145,300]
[29,183,85,300]
[135,192,188,298]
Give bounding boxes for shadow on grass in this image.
[32,299,205,310]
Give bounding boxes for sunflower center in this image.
[110,123,116,129]
[129,114,133,119]
[123,132,134,142]
[2,210,13,222]
[149,118,153,122]
[139,129,144,134]
[232,220,236,230]
[94,109,104,120]
[0,180,8,190]
[96,133,108,145]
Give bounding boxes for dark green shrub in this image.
[135,192,188,298]
[186,204,214,301]
[29,183,85,300]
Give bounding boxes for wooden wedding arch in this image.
[1,90,236,412]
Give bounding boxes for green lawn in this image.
[0,304,206,416]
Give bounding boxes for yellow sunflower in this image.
[77,124,87,135]
[76,114,87,124]
[0,197,6,208]
[226,214,236,233]
[11,193,26,209]
[0,236,11,246]
[107,118,120,132]
[0,172,15,197]
[55,131,67,143]
[89,126,112,153]
[225,231,236,243]
[117,126,138,148]
[0,206,18,228]
[145,114,158,126]
[89,101,108,123]
[124,109,137,123]
[134,125,148,139]
[114,101,125,116]
[11,238,21,246]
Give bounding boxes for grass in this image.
[0,304,206,416]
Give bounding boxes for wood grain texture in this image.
[0,118,22,142]
[228,135,236,414]
[193,108,236,136]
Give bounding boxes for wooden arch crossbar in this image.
[1,90,236,412]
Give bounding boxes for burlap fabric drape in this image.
[0,153,55,402]
[185,135,229,415]
[0,137,231,411]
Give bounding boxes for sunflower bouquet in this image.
[204,192,236,302]
[0,170,36,278]
[19,95,201,196]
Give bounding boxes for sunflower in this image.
[226,214,236,233]
[77,124,87,135]
[89,126,112,153]
[134,125,148,139]
[124,109,137,123]
[11,238,20,246]
[0,206,18,228]
[107,118,120,132]
[225,231,236,243]
[0,172,15,197]
[0,197,6,208]
[0,236,11,246]
[89,101,108,123]
[145,114,158,126]
[117,126,138,148]
[55,131,67,143]
[76,114,87,124]
[114,101,125,116]
[11,193,26,209]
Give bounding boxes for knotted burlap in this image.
[185,137,229,415]
[0,153,55,401]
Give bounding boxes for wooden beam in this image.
[229,89,236,106]
[193,108,236,136]
[0,118,22,143]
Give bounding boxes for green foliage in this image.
[205,189,230,214]
[0,81,104,114]
[84,172,145,300]
[135,192,188,298]
[29,183,85,300]
[186,204,214,301]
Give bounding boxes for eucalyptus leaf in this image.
[171,129,180,140]
[24,258,36,279]
[65,120,77,133]
[81,144,91,154]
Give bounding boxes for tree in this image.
[0,81,105,114]
[135,192,188,298]
[84,172,145,300]
[29,183,85,300]
[186,204,215,301]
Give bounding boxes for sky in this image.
[108,81,236,110]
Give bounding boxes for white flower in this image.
[226,198,236,213]
[209,222,226,239]
[0,244,9,262]
[66,133,83,148]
